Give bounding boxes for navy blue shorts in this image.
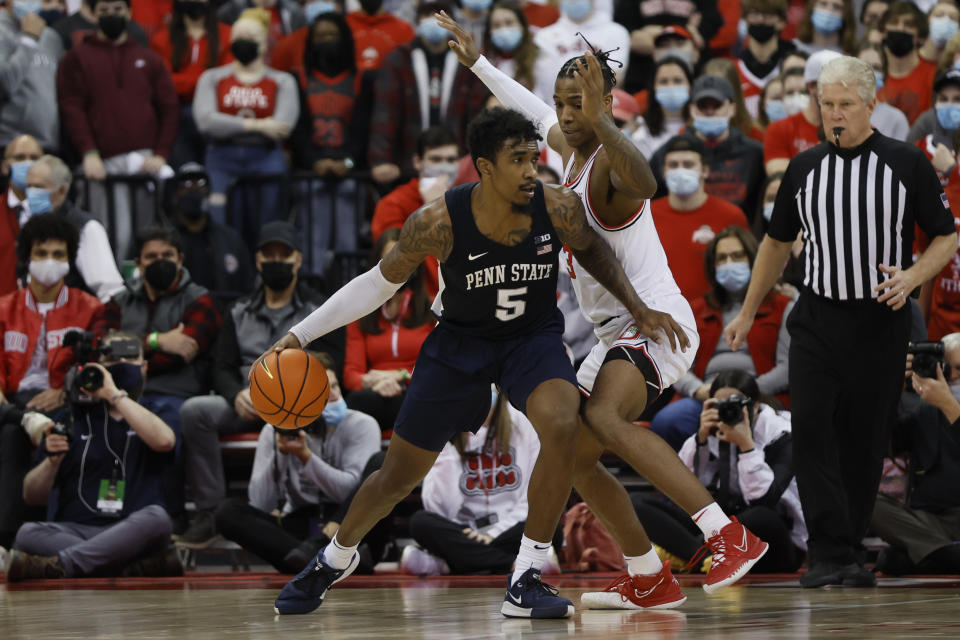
[393,310,577,452]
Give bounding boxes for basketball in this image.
[249,349,330,430]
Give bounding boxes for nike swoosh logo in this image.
[732,527,748,553]
[533,544,550,550]
[507,592,523,605]
[634,577,663,600]
[468,252,489,261]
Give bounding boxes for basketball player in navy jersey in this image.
[261,108,686,618]
[438,12,769,608]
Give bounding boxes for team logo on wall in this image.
[461,449,522,495]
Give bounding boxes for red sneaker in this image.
[580,562,686,610]
[691,517,768,594]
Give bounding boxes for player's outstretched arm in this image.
[545,185,690,352]
[573,52,657,199]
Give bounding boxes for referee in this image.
[725,56,958,588]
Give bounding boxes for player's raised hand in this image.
[573,51,607,122]
[633,308,690,353]
[436,10,480,67]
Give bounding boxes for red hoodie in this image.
[150,23,234,102]
[58,33,180,159]
[346,11,415,71]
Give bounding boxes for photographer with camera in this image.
[0,213,103,552]
[867,333,960,575]
[213,352,379,574]
[632,370,806,574]
[3,330,179,581]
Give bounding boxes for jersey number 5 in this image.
[496,287,528,321]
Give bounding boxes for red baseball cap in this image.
[654,25,693,45]
[611,89,641,121]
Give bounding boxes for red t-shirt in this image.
[346,11,416,71]
[216,75,279,119]
[880,59,936,125]
[150,23,233,102]
[763,111,820,165]
[651,194,750,301]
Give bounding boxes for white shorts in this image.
[576,293,699,398]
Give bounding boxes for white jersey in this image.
[559,144,682,324]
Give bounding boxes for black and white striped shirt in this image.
[768,132,955,301]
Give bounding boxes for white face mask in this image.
[783,92,810,116]
[29,258,70,286]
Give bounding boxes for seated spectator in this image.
[703,57,764,142]
[166,163,254,298]
[650,227,793,450]
[193,7,299,242]
[57,0,179,261]
[0,1,61,153]
[751,171,806,288]
[482,0,556,103]
[290,10,374,271]
[401,387,548,576]
[651,75,765,218]
[872,337,960,575]
[0,213,103,549]
[634,370,806,574]
[793,0,856,56]
[650,136,749,302]
[51,0,150,55]
[150,0,234,168]
[859,43,910,141]
[26,154,126,302]
[370,125,460,297]
[879,1,937,125]
[4,331,179,581]
[758,73,786,128]
[629,56,692,160]
[919,1,959,66]
[737,0,796,119]
[911,70,960,184]
[215,352,379,572]
[0,135,44,295]
[177,221,344,547]
[217,0,307,64]
[346,0,415,71]
[533,0,629,85]
[344,229,435,433]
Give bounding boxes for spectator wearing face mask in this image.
[370,125,460,298]
[651,26,701,78]
[166,163,254,298]
[217,0,307,64]
[51,0,150,55]
[481,0,555,103]
[176,222,345,548]
[879,1,937,125]
[793,0,857,56]
[649,226,794,450]
[0,135,43,295]
[920,1,959,65]
[630,56,692,160]
[909,70,960,187]
[269,0,343,73]
[758,75,786,128]
[703,57,764,142]
[858,42,910,141]
[737,0,796,119]
[650,136,749,303]
[454,0,493,49]
[533,0,629,86]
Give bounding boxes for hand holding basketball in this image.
[249,348,329,430]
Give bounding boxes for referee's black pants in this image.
[787,293,911,567]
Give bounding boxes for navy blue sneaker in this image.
[273,549,359,615]
[501,568,574,618]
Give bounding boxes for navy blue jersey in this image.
[435,181,561,340]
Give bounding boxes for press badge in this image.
[97,478,126,515]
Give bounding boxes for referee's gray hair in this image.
[943,332,960,353]
[817,56,876,105]
[33,154,72,190]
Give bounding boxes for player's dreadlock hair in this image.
[467,107,542,169]
[556,32,622,93]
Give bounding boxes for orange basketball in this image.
[249,349,330,430]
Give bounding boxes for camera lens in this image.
[76,365,104,392]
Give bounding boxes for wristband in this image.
[148,332,159,351]
[401,370,410,382]
[109,391,129,406]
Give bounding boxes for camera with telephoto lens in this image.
[909,341,951,380]
[281,418,326,440]
[63,331,141,404]
[712,394,754,434]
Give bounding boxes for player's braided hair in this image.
[556,32,622,93]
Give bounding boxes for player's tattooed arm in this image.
[380,199,454,283]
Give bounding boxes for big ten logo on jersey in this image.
[461,449,521,496]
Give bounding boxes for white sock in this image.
[322,534,357,570]
[692,503,732,539]
[512,535,550,585]
[625,548,662,577]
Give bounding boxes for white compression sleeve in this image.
[470,55,559,139]
[288,262,403,346]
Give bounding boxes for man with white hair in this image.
[726,55,958,587]
[25,154,125,301]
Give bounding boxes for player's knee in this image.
[582,399,619,447]
[529,406,579,452]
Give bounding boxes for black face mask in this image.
[38,9,65,25]
[747,23,777,44]
[176,190,209,222]
[884,30,915,57]
[359,0,383,14]
[144,259,179,292]
[98,14,128,41]
[260,261,295,291]
[106,362,145,400]
[311,40,345,73]
[175,0,207,20]
[231,38,260,65]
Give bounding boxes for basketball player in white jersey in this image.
[438,12,769,607]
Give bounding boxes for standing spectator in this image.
[793,0,857,56]
[911,70,960,187]
[454,0,491,46]
[0,1,61,153]
[166,163,254,298]
[0,135,43,295]
[343,229,435,433]
[217,0,307,64]
[150,0,234,168]
[482,1,556,103]
[703,57,764,142]
[177,221,344,547]
[51,0,150,55]
[737,0,795,119]
[533,0,628,86]
[651,136,750,303]
[859,43,910,141]
[629,56,692,160]
[193,7,299,242]
[290,11,374,272]
[879,1,937,125]
[270,0,346,73]
[130,0,172,40]
[919,1,959,65]
[347,0,415,71]
[215,352,379,572]
[57,0,180,261]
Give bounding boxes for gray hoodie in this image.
[0,12,60,151]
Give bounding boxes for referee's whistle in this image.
[833,127,844,145]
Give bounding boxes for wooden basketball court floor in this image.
[4,573,960,639]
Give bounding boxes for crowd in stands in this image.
[2,0,960,582]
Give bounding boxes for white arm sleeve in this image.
[470,55,558,139]
[288,262,403,346]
